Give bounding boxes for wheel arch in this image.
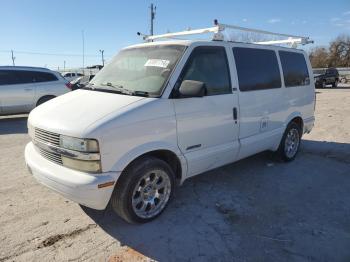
[111,143,187,185]
[285,112,304,132]
[36,95,56,107]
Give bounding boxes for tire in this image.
[332,80,338,88]
[111,156,175,224]
[36,96,55,107]
[322,80,326,88]
[276,122,301,162]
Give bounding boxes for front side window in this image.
[0,70,18,85]
[233,47,281,91]
[279,51,310,87]
[179,46,231,96]
[91,45,186,96]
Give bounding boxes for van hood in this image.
[28,89,145,137]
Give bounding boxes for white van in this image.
[25,23,315,223]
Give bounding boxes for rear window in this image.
[279,51,310,87]
[233,47,281,91]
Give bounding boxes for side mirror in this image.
[178,80,206,98]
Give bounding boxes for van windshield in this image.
[90,45,186,96]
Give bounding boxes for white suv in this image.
[0,66,70,115]
[25,38,315,223]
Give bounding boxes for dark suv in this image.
[313,68,339,88]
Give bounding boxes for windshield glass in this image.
[90,45,186,96]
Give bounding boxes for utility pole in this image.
[99,50,105,66]
[82,30,85,74]
[63,60,66,72]
[11,50,15,66]
[150,3,156,36]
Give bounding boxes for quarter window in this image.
[179,46,231,96]
[233,47,281,91]
[279,51,310,87]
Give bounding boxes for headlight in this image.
[60,135,99,152]
[61,156,101,173]
[59,135,101,172]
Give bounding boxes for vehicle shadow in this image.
[0,116,28,135]
[82,139,350,261]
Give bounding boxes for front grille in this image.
[37,147,63,165]
[35,128,60,146]
[34,128,62,165]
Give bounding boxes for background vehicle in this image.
[25,22,315,224]
[62,72,84,82]
[0,66,71,115]
[314,68,339,88]
[70,75,95,90]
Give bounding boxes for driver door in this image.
[172,45,240,177]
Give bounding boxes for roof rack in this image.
[139,20,313,48]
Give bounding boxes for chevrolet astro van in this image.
[25,28,315,223]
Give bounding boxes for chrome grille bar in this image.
[35,128,60,146]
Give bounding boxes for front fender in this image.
[110,141,188,182]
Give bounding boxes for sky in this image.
[0,0,349,70]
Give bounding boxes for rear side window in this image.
[180,46,231,96]
[233,47,281,91]
[279,51,310,87]
[0,70,18,85]
[34,72,57,82]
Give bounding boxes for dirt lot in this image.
[1,86,350,262]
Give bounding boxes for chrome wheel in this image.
[131,170,171,219]
[284,128,300,159]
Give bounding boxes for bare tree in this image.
[328,35,350,67]
[309,47,329,68]
[309,35,350,68]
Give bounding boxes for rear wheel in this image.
[111,156,175,223]
[276,122,301,162]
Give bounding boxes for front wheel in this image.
[110,156,175,224]
[276,122,301,162]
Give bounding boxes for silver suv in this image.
[0,66,71,115]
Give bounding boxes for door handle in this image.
[233,107,238,124]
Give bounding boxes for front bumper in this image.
[25,142,121,210]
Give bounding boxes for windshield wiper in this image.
[133,90,151,97]
[99,82,134,95]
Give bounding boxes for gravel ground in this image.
[0,86,350,262]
